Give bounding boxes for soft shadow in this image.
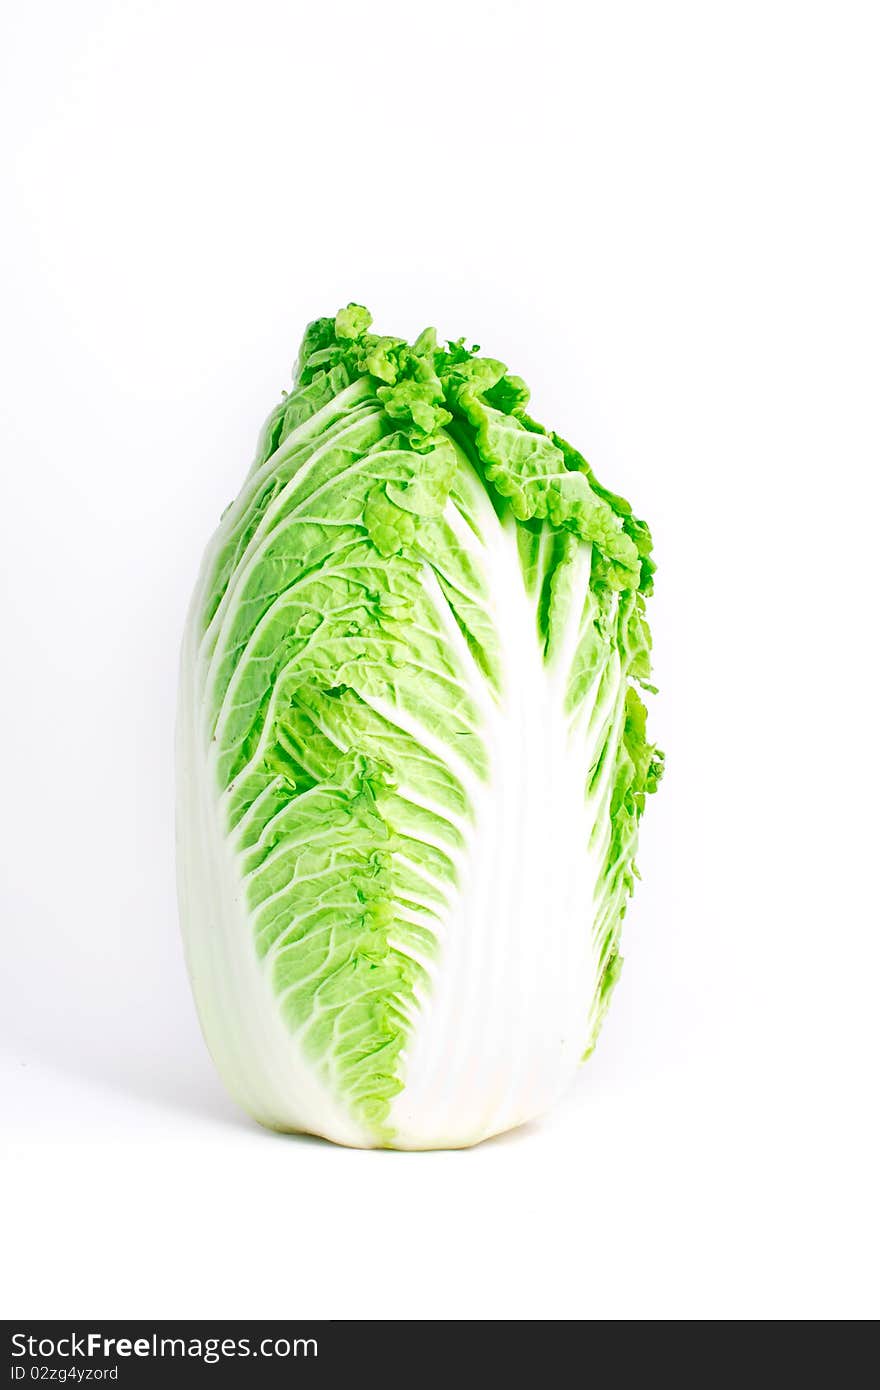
[89,1048,254,1130]
[6,1021,253,1133]
[6,1000,553,1151]
[12,1027,555,1151]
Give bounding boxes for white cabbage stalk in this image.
[177,305,662,1149]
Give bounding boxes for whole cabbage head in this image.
[177,305,663,1149]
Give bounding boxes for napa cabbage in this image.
[177,305,662,1149]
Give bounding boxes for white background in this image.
[2,0,878,1320]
